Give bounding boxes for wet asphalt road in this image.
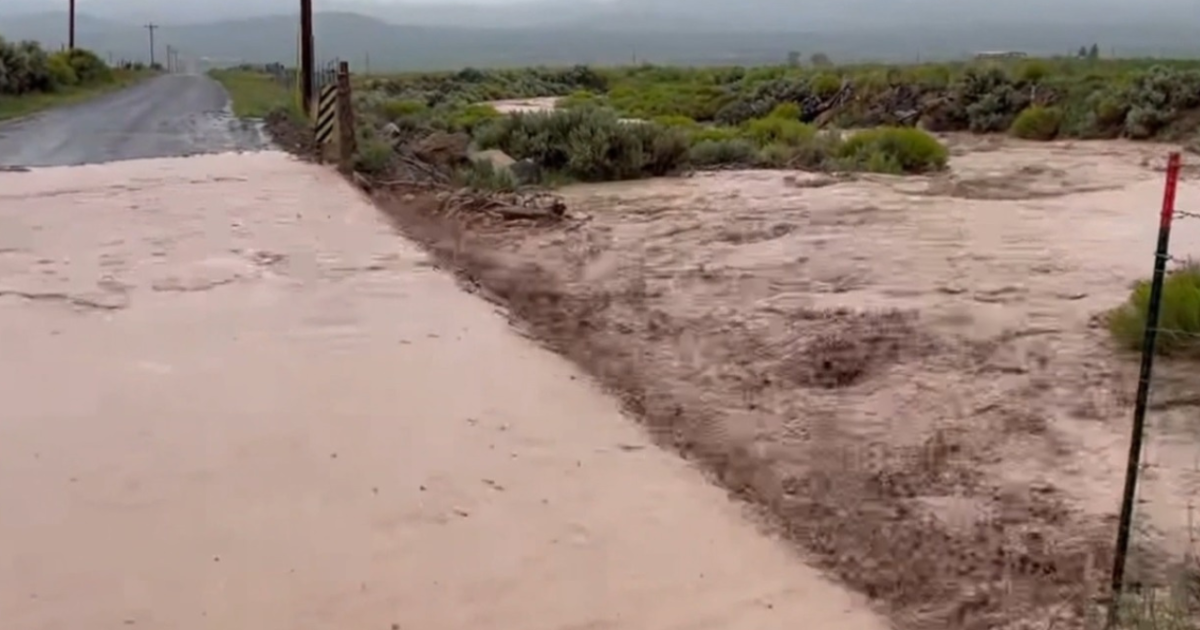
[0,73,270,168]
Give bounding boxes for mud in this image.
[0,152,891,630]
[376,137,1200,629]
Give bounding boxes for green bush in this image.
[557,90,606,109]
[1016,60,1051,83]
[357,58,1200,170]
[809,72,843,98]
[1010,106,1063,140]
[837,127,949,174]
[46,52,78,88]
[757,142,799,167]
[742,116,816,147]
[379,99,428,120]
[1109,263,1200,355]
[63,48,111,84]
[651,114,699,128]
[447,103,501,134]
[688,138,757,167]
[353,135,394,175]
[689,126,741,143]
[475,107,688,182]
[0,38,53,95]
[767,102,802,119]
[457,159,519,192]
[0,40,113,96]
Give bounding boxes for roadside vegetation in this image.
[346,57,1200,188]
[1108,262,1200,356]
[0,37,149,122]
[208,67,304,120]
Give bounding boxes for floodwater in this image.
[0,153,887,630]
[487,96,560,114]
[430,137,1200,625]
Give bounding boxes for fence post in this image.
[1107,151,1182,626]
[336,61,356,173]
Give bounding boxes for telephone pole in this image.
[68,0,76,50]
[144,23,158,67]
[300,0,314,112]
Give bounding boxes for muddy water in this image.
[0,153,886,630]
[544,138,1200,586]
[487,97,560,114]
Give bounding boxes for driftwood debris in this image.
[438,189,567,221]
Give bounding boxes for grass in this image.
[208,69,304,120]
[0,69,152,123]
[1108,262,1200,356]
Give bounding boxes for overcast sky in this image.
[5,0,1196,31]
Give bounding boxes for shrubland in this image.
[348,57,1200,186]
[0,37,143,120]
[0,39,114,97]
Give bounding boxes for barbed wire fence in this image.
[1107,151,1200,628]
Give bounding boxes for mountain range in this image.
[3,2,1199,70]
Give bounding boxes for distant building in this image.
[974,51,1028,60]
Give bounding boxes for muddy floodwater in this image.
[0,153,888,630]
[380,137,1200,628]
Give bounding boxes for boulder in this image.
[413,131,471,169]
[468,149,516,170]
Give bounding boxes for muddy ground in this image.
[373,136,1200,629]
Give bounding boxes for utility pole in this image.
[300,0,314,113]
[144,23,158,67]
[68,0,76,50]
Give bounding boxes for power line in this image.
[144,23,158,67]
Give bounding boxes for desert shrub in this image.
[837,127,948,174]
[767,102,802,119]
[353,134,394,175]
[1085,88,1131,136]
[1016,60,1051,84]
[652,114,699,128]
[63,48,111,84]
[456,159,519,192]
[607,82,729,121]
[1119,66,1200,139]
[1009,106,1063,140]
[954,67,1028,133]
[1108,263,1200,355]
[379,99,428,120]
[689,125,741,143]
[809,72,843,98]
[742,116,816,147]
[714,77,814,125]
[46,52,78,87]
[0,40,114,96]
[359,58,1200,155]
[688,138,757,167]
[475,107,688,181]
[446,103,501,134]
[0,38,53,95]
[557,89,606,109]
[757,142,799,167]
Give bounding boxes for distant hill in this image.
[4,10,1200,71]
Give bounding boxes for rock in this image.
[510,159,543,185]
[413,132,471,169]
[382,122,403,144]
[469,149,516,170]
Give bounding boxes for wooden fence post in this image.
[336,61,356,173]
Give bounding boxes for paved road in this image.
[0,73,268,168]
[0,153,888,630]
